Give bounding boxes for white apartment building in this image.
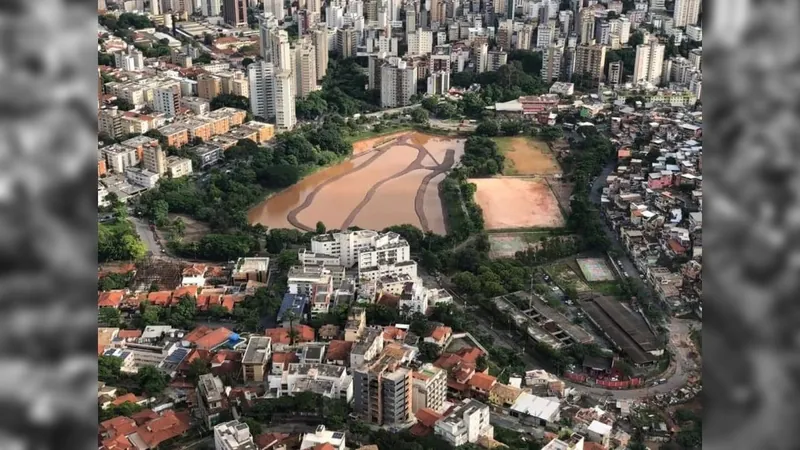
[213,421,256,450]
[267,363,353,402]
[295,38,319,98]
[125,167,160,188]
[633,40,665,86]
[248,60,276,120]
[537,20,556,48]
[517,24,534,50]
[685,24,702,42]
[541,434,586,450]
[397,280,452,315]
[114,45,144,72]
[610,16,631,44]
[299,426,346,450]
[310,229,417,283]
[202,0,222,16]
[274,70,296,131]
[406,29,433,56]
[154,83,181,117]
[541,44,563,81]
[434,399,494,447]
[366,36,400,56]
[380,59,417,108]
[167,156,193,178]
[288,265,331,295]
[312,27,328,80]
[412,363,447,414]
[102,144,139,173]
[673,0,700,28]
[487,50,507,72]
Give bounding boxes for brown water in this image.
[247,133,465,233]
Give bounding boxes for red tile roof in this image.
[468,372,497,392]
[314,444,336,450]
[101,435,135,450]
[100,415,138,438]
[172,285,199,299]
[325,340,353,362]
[111,393,140,406]
[415,408,443,428]
[135,410,191,448]
[182,264,207,277]
[668,239,687,254]
[147,291,173,307]
[255,432,291,449]
[265,325,315,344]
[429,326,452,342]
[184,326,233,350]
[383,326,406,341]
[117,329,142,340]
[584,443,608,450]
[99,290,125,308]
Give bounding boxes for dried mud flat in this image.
[470,177,565,230]
[248,133,463,234]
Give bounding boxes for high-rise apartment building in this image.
[517,24,534,50]
[223,0,247,27]
[487,50,508,71]
[434,399,494,447]
[474,41,489,73]
[142,142,167,176]
[274,70,296,131]
[295,38,318,98]
[197,73,222,100]
[380,59,417,108]
[248,60,276,120]
[406,29,433,55]
[579,8,595,44]
[607,60,623,84]
[574,41,606,85]
[650,0,665,9]
[114,45,144,72]
[411,364,446,414]
[427,45,451,96]
[312,27,329,81]
[353,354,412,426]
[673,0,700,27]
[537,20,556,48]
[610,16,631,44]
[336,27,358,58]
[154,83,181,117]
[541,44,563,81]
[264,0,285,20]
[632,39,665,85]
[497,20,513,50]
[202,0,221,16]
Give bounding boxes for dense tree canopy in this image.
[98,220,147,262]
[460,136,504,176]
[211,94,250,111]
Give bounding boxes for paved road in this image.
[364,104,421,118]
[129,216,160,255]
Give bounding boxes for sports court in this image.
[577,258,616,282]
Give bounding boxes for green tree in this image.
[99,308,122,327]
[98,355,123,384]
[136,366,169,396]
[242,57,254,68]
[409,107,429,124]
[111,98,134,111]
[187,358,211,384]
[210,93,249,111]
[418,342,441,362]
[315,221,327,234]
[475,119,500,137]
[172,217,186,237]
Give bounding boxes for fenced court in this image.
[577,258,617,282]
[488,234,529,259]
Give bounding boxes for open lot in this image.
[248,133,463,234]
[577,257,617,281]
[493,137,562,176]
[488,232,575,259]
[471,178,565,230]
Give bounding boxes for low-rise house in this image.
[181,264,207,286]
[183,326,234,351]
[325,340,354,367]
[214,420,256,450]
[268,363,353,401]
[350,328,385,368]
[299,425,346,450]
[242,336,271,384]
[424,326,453,348]
[488,383,523,408]
[468,372,497,398]
[509,393,561,428]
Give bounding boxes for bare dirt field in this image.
[248,133,464,234]
[470,178,565,230]
[493,137,561,176]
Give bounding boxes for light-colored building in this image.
[103,144,139,174]
[353,353,412,426]
[406,28,433,56]
[248,60,276,121]
[214,421,256,450]
[541,45,563,82]
[607,60,623,84]
[541,433,585,450]
[167,156,193,178]
[99,109,126,140]
[299,425,346,450]
[673,0,701,27]
[412,364,447,414]
[242,336,271,383]
[142,142,167,176]
[517,24,534,50]
[434,399,494,447]
[295,38,318,99]
[311,27,328,81]
[574,41,607,85]
[274,70,296,131]
[232,257,270,283]
[268,363,353,402]
[197,373,227,428]
[537,20,556,49]
[335,27,357,58]
[509,392,561,427]
[125,167,160,188]
[114,45,144,72]
[154,83,181,117]
[198,73,223,100]
[380,59,417,108]
[310,230,416,284]
[633,39,665,86]
[487,50,508,72]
